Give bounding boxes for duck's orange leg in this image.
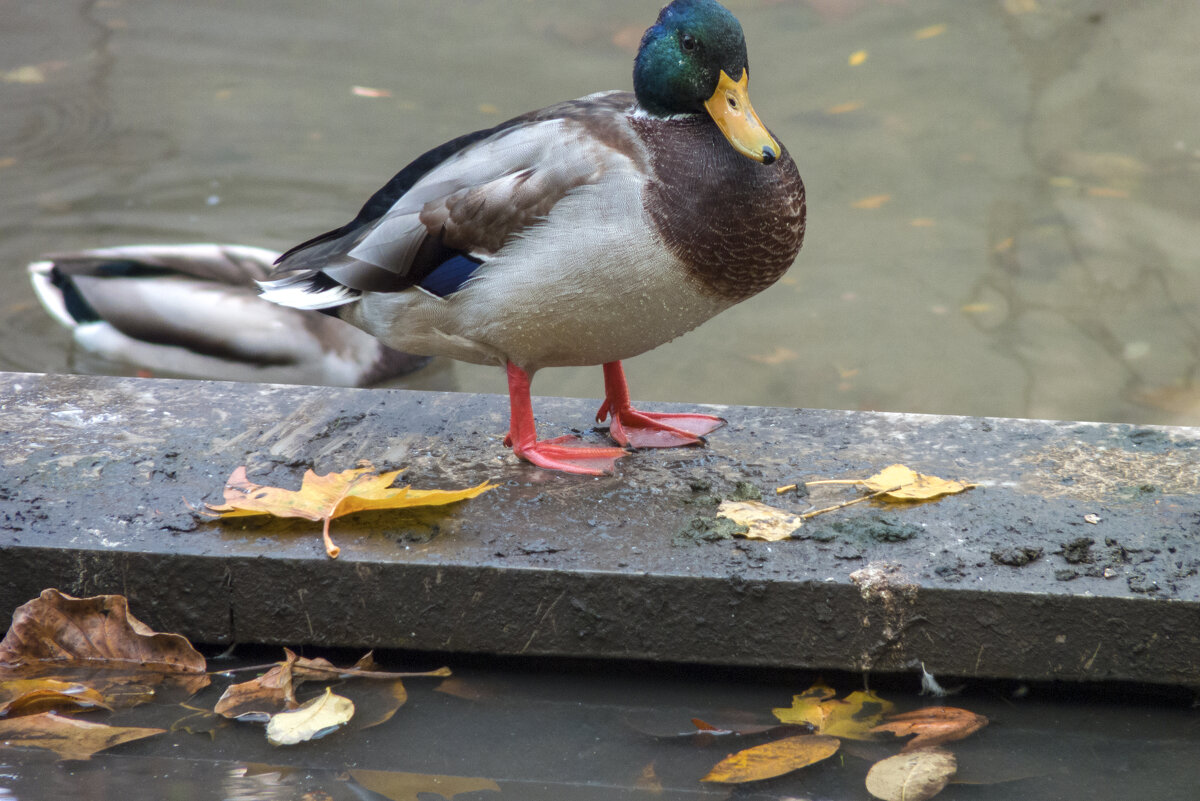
[595,361,725,448]
[504,362,628,475]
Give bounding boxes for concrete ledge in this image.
[1,371,1198,685]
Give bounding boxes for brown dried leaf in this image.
[214,650,299,720]
[0,711,164,761]
[702,734,840,783]
[0,590,209,695]
[871,706,988,752]
[215,648,446,722]
[865,747,957,801]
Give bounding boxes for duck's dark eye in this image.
[681,33,697,52]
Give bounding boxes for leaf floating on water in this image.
[865,747,957,801]
[214,650,299,721]
[0,589,209,695]
[348,768,501,801]
[635,761,664,794]
[1003,0,1040,13]
[701,734,840,783]
[871,706,988,752]
[2,65,46,83]
[748,345,799,365]
[204,464,496,558]
[827,100,864,114]
[266,687,354,746]
[913,24,947,39]
[0,679,111,718]
[849,50,868,66]
[345,679,408,731]
[852,194,891,209]
[352,85,392,98]
[0,711,164,761]
[772,682,895,740]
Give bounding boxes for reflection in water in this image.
[1,0,1198,425]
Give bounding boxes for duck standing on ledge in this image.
[260,0,806,474]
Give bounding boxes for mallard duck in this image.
[261,0,806,474]
[28,244,429,386]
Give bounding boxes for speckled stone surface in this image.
[1,371,1198,685]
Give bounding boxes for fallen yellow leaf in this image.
[914,24,947,39]
[1003,0,1039,13]
[718,500,804,541]
[862,464,972,500]
[205,464,496,558]
[849,50,868,66]
[2,65,46,84]
[827,100,863,114]
[0,678,111,718]
[702,734,840,783]
[806,464,973,501]
[748,346,799,365]
[348,768,501,801]
[852,194,891,209]
[772,683,895,740]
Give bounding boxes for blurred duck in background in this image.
[28,243,430,387]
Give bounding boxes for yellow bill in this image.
[703,69,780,164]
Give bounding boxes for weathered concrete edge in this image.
[2,370,1199,687]
[3,544,1195,686]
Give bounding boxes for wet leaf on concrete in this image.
[701,733,840,783]
[266,687,354,746]
[0,710,164,760]
[0,589,209,695]
[717,500,805,541]
[807,464,974,501]
[865,747,957,801]
[204,463,496,558]
[871,707,988,752]
[772,682,895,740]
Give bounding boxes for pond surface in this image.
[2,0,1198,426]
[1,652,1198,801]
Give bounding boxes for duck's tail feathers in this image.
[257,272,360,310]
[27,260,79,328]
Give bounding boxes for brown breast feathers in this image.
[633,115,806,303]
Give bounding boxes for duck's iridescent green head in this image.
[634,0,779,164]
